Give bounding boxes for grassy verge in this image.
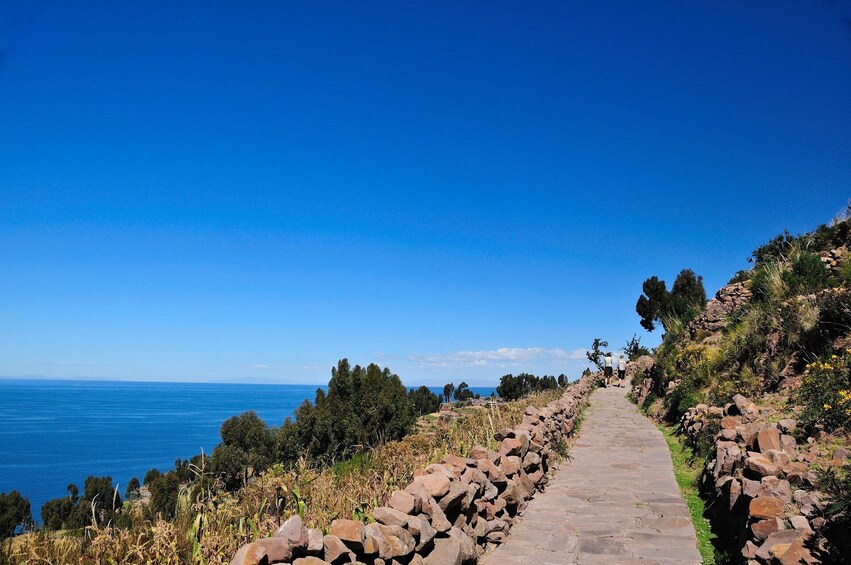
[658,423,717,565]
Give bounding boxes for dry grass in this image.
[1,387,567,565]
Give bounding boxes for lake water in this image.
[0,379,494,522]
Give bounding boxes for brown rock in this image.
[411,473,452,499]
[388,491,421,515]
[438,482,469,512]
[522,451,541,471]
[499,455,522,476]
[274,514,309,551]
[374,506,410,528]
[364,523,415,560]
[749,496,786,519]
[307,528,324,554]
[329,519,365,552]
[778,536,818,565]
[755,530,806,562]
[423,537,462,565]
[406,514,436,551]
[721,416,740,429]
[322,536,352,564]
[757,428,782,453]
[230,543,268,565]
[469,445,489,460]
[751,517,784,541]
[499,437,523,457]
[254,537,296,563]
[426,498,451,532]
[745,453,781,477]
[293,558,331,565]
[782,462,810,485]
[778,419,797,433]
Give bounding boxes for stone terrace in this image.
[481,385,702,565]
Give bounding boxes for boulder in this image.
[499,456,522,476]
[411,474,451,499]
[322,536,352,564]
[778,535,818,565]
[754,530,806,562]
[745,453,781,478]
[230,543,268,565]
[253,537,296,563]
[307,529,325,555]
[499,438,523,457]
[293,558,331,565]
[749,496,786,519]
[374,506,410,528]
[328,519,365,552]
[423,537,462,565]
[364,523,415,560]
[522,451,541,471]
[438,482,469,512]
[468,446,489,460]
[406,514,436,551]
[389,491,421,515]
[750,517,784,542]
[274,514,309,552]
[756,428,782,453]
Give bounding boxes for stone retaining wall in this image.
[230,374,596,565]
[679,394,842,564]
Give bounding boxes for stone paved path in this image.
[481,385,703,564]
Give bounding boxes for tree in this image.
[624,334,650,360]
[636,270,706,332]
[81,475,121,525]
[0,491,32,539]
[148,472,181,520]
[586,338,609,370]
[557,374,567,387]
[454,382,473,401]
[408,386,440,415]
[442,383,455,403]
[125,477,141,501]
[144,468,163,485]
[636,276,669,331]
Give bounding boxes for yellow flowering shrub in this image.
[797,351,851,432]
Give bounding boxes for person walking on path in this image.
[603,353,613,387]
[618,354,627,387]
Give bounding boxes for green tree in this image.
[408,386,440,415]
[143,468,163,485]
[454,382,473,401]
[442,383,455,403]
[557,374,567,387]
[147,472,181,520]
[0,491,32,539]
[624,334,650,360]
[125,477,140,501]
[636,270,706,332]
[586,338,609,370]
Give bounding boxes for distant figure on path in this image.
[618,354,626,387]
[603,353,613,387]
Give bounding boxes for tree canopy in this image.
[496,373,559,401]
[636,269,706,332]
[0,491,32,539]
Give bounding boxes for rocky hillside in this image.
[631,217,851,564]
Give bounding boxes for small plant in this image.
[797,351,851,433]
[783,251,832,295]
[815,461,851,557]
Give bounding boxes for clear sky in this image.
[1,1,850,386]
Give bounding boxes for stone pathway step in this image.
[480,385,703,564]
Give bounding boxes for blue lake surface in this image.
[0,379,495,522]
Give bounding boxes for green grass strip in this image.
[657,423,717,565]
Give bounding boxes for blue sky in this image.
[1,1,850,385]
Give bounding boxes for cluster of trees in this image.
[495,373,566,401]
[40,477,122,531]
[441,382,478,403]
[635,268,707,332]
[0,490,32,539]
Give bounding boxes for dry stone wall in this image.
[230,375,596,565]
[679,394,847,564]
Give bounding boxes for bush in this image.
[0,491,31,539]
[783,252,831,295]
[816,461,851,558]
[797,352,851,433]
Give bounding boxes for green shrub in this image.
[797,352,851,433]
[839,259,851,286]
[749,263,789,303]
[816,461,851,558]
[783,252,831,295]
[727,269,752,285]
